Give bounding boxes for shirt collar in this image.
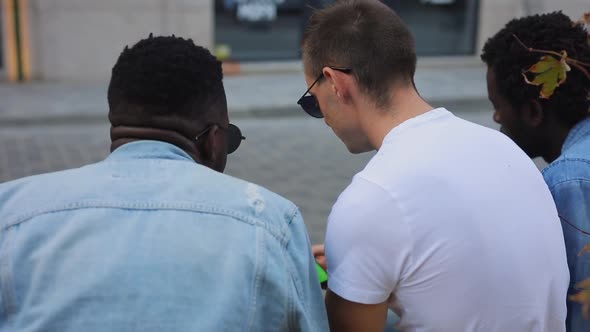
[382,108,451,145]
[562,116,590,153]
[106,140,195,162]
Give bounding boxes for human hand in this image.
[313,244,327,271]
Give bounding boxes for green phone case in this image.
[316,262,328,287]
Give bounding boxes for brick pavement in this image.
[0,108,509,244]
[0,117,372,243]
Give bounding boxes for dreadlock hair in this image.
[481,12,590,127]
[108,34,224,122]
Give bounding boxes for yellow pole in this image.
[19,0,31,80]
[2,0,30,82]
[2,0,18,81]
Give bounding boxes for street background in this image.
[0,1,583,331]
[0,64,549,244]
[0,1,562,327]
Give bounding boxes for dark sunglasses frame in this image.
[297,66,352,118]
[196,123,245,154]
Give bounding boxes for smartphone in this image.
[316,262,328,289]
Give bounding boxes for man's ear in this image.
[195,125,222,168]
[323,67,352,102]
[520,99,544,128]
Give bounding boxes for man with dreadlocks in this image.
[482,12,590,331]
[0,35,328,331]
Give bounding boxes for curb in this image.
[0,107,306,126]
[0,97,491,127]
[221,57,483,76]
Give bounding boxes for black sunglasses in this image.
[297,66,352,118]
[196,123,245,154]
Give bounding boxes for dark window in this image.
[214,0,479,61]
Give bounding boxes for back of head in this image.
[481,12,590,127]
[108,35,224,127]
[302,0,416,107]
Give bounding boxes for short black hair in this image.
[481,12,590,127]
[302,0,416,107]
[108,35,224,121]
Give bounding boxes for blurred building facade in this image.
[0,0,587,81]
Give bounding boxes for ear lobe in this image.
[521,100,544,127]
[333,85,341,97]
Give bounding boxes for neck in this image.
[540,124,572,163]
[361,85,434,150]
[110,126,201,162]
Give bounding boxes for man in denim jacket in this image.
[0,35,328,332]
[482,12,590,331]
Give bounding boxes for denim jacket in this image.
[0,141,328,332]
[543,117,590,332]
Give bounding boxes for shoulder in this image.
[0,160,301,243]
[542,154,590,190]
[0,165,87,204]
[0,166,93,228]
[328,174,409,241]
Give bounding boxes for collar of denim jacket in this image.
[106,140,195,163]
[562,116,590,153]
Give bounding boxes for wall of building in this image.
[477,0,588,55]
[1,0,587,81]
[24,0,213,81]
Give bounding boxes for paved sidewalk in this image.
[0,61,488,124]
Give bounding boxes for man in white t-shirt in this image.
[298,0,570,331]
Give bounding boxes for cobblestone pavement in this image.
[0,107,549,331]
[0,108,541,244]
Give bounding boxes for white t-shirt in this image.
[325,108,569,332]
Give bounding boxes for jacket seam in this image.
[1,201,289,246]
[543,158,590,175]
[284,209,312,329]
[246,227,264,331]
[0,228,16,321]
[547,178,590,192]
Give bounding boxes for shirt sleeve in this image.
[325,175,413,304]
